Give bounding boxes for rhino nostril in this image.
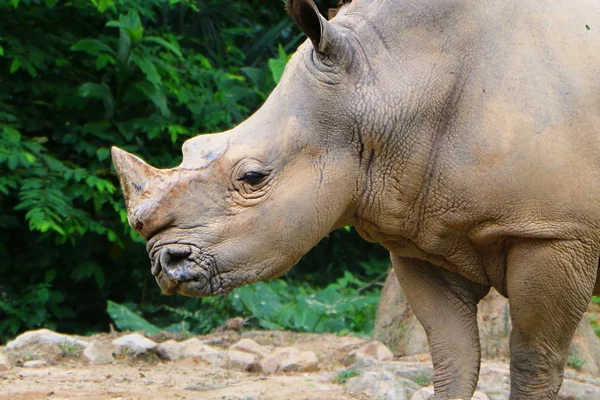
[153,246,193,278]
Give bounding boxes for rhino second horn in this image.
[287,0,345,56]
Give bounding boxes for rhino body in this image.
[113,0,600,398]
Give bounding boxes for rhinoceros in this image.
[112,0,600,398]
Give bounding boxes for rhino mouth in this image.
[149,243,226,297]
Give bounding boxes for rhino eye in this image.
[239,171,267,186]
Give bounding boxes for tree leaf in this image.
[134,82,170,117]
[9,59,20,74]
[78,82,109,99]
[96,148,110,161]
[267,45,290,84]
[95,54,114,70]
[142,36,183,58]
[71,39,115,56]
[106,301,161,335]
[132,53,161,85]
[3,127,21,143]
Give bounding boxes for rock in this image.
[227,350,262,372]
[560,378,600,399]
[83,340,114,364]
[345,340,394,366]
[112,333,156,355]
[346,370,421,400]
[229,338,269,359]
[567,313,600,376]
[477,361,600,400]
[260,347,319,374]
[23,360,47,368]
[374,269,599,366]
[369,361,434,383]
[411,386,490,400]
[0,352,11,371]
[156,339,183,360]
[373,271,429,357]
[157,338,226,367]
[477,362,511,400]
[477,289,511,360]
[410,386,435,400]
[218,317,245,332]
[6,329,88,350]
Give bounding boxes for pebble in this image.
[23,360,47,368]
[112,333,157,355]
[6,329,88,350]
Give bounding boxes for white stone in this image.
[227,350,262,372]
[0,352,11,371]
[23,360,47,368]
[411,387,490,400]
[260,347,319,374]
[346,341,394,366]
[83,340,114,364]
[6,329,88,350]
[157,338,226,366]
[183,338,227,367]
[112,333,156,355]
[347,370,421,400]
[156,339,183,360]
[229,338,269,359]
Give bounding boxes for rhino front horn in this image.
[111,147,170,235]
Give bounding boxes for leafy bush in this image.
[0,0,321,343]
[231,271,381,334]
[0,0,390,344]
[107,270,383,336]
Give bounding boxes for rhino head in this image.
[112,0,368,297]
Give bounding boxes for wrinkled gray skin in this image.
[112,0,600,398]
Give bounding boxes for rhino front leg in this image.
[392,255,490,399]
[506,239,598,400]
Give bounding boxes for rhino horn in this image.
[287,0,345,56]
[111,147,171,235]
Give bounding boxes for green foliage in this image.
[0,0,324,343]
[268,44,292,84]
[107,300,161,335]
[231,272,381,334]
[414,376,432,387]
[334,369,360,384]
[590,313,600,338]
[567,350,586,370]
[107,271,382,336]
[2,0,370,344]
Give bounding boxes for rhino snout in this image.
[151,245,215,296]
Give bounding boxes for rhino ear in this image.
[287,0,343,57]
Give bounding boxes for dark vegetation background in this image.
[1,0,598,343]
[0,0,391,343]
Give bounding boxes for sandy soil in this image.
[1,303,598,400]
[0,331,368,400]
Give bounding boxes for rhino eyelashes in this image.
[238,171,268,186]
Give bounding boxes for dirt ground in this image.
[1,303,598,400]
[0,331,369,400]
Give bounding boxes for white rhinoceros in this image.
[112,0,600,398]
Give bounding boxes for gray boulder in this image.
[6,329,88,350]
[346,370,421,400]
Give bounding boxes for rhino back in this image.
[343,1,600,287]
[446,0,600,226]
